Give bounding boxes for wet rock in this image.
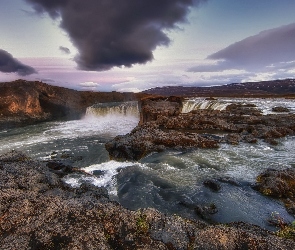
[139,96,183,124]
[76,182,109,199]
[243,134,258,143]
[217,176,242,186]
[272,106,290,112]
[254,168,295,198]
[106,123,219,161]
[254,168,295,216]
[264,138,279,145]
[46,161,73,177]
[195,203,218,220]
[225,133,242,145]
[203,179,221,192]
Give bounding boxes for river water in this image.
[0,98,295,230]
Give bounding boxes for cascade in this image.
[182,99,228,113]
[86,101,139,117]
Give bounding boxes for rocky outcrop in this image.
[139,96,183,124]
[253,168,295,216]
[105,122,219,161]
[1,151,295,249]
[272,106,290,112]
[0,80,139,128]
[106,97,295,161]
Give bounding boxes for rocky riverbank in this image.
[1,150,295,249]
[106,96,295,161]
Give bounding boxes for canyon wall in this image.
[0,80,140,128]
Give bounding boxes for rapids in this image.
[0,99,294,230]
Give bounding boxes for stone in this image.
[272,106,290,112]
[203,179,221,192]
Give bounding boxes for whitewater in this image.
[0,98,295,230]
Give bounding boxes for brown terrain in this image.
[0,79,139,129]
[143,78,295,97]
[106,96,295,161]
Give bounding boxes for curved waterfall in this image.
[182,99,228,113]
[86,101,139,117]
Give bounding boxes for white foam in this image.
[182,97,295,115]
[64,161,145,196]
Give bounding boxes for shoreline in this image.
[1,150,295,249]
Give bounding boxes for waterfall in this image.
[86,101,139,117]
[182,99,228,113]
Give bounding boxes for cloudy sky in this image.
[0,0,294,92]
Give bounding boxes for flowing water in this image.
[1,99,295,230]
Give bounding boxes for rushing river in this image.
[0,98,295,230]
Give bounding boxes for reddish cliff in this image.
[0,80,139,128]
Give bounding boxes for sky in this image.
[0,0,295,92]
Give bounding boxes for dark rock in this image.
[254,168,295,199]
[77,182,109,199]
[46,161,73,177]
[243,134,258,143]
[195,203,218,220]
[225,133,242,145]
[217,176,242,186]
[92,170,105,177]
[205,97,217,100]
[106,123,219,161]
[272,106,290,112]
[203,179,221,192]
[254,168,295,216]
[264,138,279,145]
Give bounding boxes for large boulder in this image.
[253,168,295,216]
[106,122,219,161]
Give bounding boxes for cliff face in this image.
[0,80,139,128]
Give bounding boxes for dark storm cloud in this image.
[189,23,295,72]
[25,0,68,18]
[25,0,206,71]
[59,46,71,54]
[0,49,37,76]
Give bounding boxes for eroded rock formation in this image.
[106,96,295,161]
[0,80,139,128]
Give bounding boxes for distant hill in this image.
[142,79,295,97]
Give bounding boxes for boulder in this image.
[272,106,290,112]
[253,168,295,216]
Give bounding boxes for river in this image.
[0,98,294,230]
